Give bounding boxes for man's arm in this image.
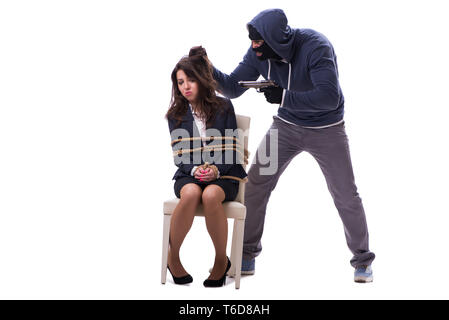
[213,49,260,98]
[281,45,341,112]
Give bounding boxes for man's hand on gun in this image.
[238,80,283,104]
[260,86,283,104]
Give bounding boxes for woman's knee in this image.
[180,183,202,202]
[202,185,225,206]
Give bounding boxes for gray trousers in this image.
[243,117,375,267]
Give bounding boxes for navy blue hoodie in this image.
[213,9,345,127]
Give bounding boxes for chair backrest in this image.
[234,114,250,204]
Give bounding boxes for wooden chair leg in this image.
[161,214,171,284]
[229,218,238,278]
[233,218,245,289]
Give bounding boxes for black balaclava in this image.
[247,24,282,61]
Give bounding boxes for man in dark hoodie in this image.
[213,9,375,283]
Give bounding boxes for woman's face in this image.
[176,69,199,104]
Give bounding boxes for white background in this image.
[1,0,448,299]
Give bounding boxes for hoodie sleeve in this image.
[282,45,341,112]
[213,49,260,99]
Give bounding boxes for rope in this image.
[172,143,249,165]
[170,136,241,146]
[198,162,248,184]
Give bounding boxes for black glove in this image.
[260,86,283,104]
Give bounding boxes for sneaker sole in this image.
[241,270,255,276]
[209,268,255,276]
[229,270,255,278]
[354,276,373,283]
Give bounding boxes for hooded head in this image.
[247,9,295,62]
[247,24,282,61]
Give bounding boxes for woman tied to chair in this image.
[166,46,247,287]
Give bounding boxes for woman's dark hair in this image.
[166,46,225,127]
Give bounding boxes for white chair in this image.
[161,115,250,289]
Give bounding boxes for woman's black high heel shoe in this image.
[203,257,231,287]
[167,266,193,285]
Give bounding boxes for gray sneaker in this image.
[354,265,373,283]
[241,258,255,275]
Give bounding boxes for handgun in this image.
[238,80,277,92]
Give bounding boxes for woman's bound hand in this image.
[194,164,218,182]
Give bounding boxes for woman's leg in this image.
[169,183,202,276]
[202,184,228,280]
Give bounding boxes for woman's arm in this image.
[168,118,196,176]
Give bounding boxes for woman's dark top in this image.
[168,98,247,182]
